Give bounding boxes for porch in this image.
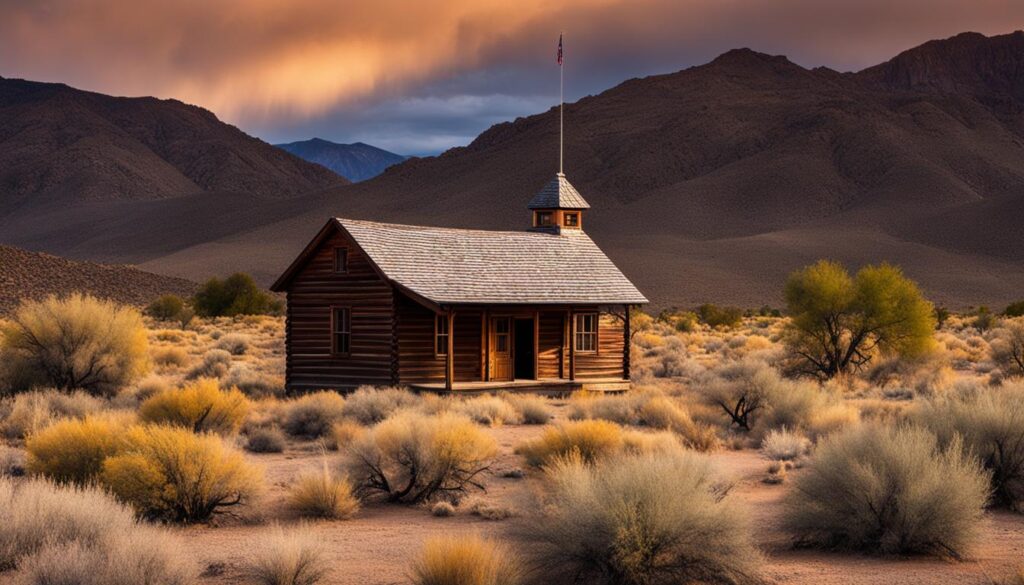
[408,377,631,396]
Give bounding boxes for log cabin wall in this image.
[395,294,483,383]
[537,312,564,379]
[285,230,394,393]
[573,311,626,380]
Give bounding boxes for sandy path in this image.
[181,423,1024,585]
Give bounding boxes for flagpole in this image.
[559,32,564,175]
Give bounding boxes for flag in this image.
[557,34,563,66]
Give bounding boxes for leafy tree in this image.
[697,303,743,329]
[784,260,935,380]
[974,306,997,332]
[192,273,282,317]
[1004,300,1024,318]
[145,294,186,321]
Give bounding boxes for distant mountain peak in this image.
[275,139,407,182]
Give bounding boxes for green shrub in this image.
[243,525,329,585]
[0,294,150,396]
[410,534,522,585]
[145,294,187,321]
[1006,301,1024,318]
[101,424,263,523]
[25,414,130,484]
[784,424,988,557]
[697,304,743,329]
[139,378,250,435]
[192,273,282,317]
[345,412,496,504]
[527,452,760,585]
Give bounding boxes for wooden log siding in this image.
[396,295,483,383]
[572,311,626,380]
[537,312,564,379]
[285,231,394,392]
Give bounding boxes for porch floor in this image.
[408,377,630,395]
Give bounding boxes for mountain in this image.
[276,138,407,182]
[0,76,347,211]
[0,245,196,314]
[6,31,1024,309]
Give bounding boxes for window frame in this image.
[494,317,510,354]
[435,314,450,357]
[333,247,349,274]
[330,306,351,357]
[563,212,579,227]
[574,313,598,353]
[535,211,554,227]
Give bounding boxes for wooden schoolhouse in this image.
[270,173,648,393]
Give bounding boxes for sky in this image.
[2,0,1023,156]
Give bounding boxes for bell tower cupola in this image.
[527,173,590,234]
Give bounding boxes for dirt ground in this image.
[180,404,1024,585]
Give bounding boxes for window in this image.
[495,318,510,353]
[535,211,554,227]
[564,212,579,227]
[332,307,351,355]
[574,313,597,352]
[334,247,348,273]
[435,314,449,356]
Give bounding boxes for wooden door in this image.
[490,317,512,381]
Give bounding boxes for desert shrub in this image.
[673,311,700,333]
[1,445,24,477]
[0,294,150,396]
[697,304,743,329]
[431,501,456,517]
[917,383,1024,510]
[288,464,359,520]
[345,412,497,504]
[783,260,936,380]
[139,378,250,435]
[0,388,103,439]
[0,476,196,583]
[456,395,521,426]
[760,428,811,461]
[329,420,366,451]
[192,273,282,317]
[101,424,263,523]
[145,294,187,322]
[340,386,419,425]
[246,426,286,453]
[991,320,1024,378]
[244,525,329,585]
[515,419,624,467]
[501,393,552,424]
[282,391,347,438]
[784,424,988,557]
[25,414,129,484]
[410,534,522,585]
[216,332,251,355]
[186,349,232,379]
[152,347,190,368]
[637,395,720,451]
[527,452,760,585]
[1006,301,1024,318]
[700,360,773,431]
[223,364,285,398]
[975,306,998,332]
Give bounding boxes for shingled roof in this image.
[295,217,646,306]
[527,173,591,209]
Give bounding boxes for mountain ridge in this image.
[275,138,407,182]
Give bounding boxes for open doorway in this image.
[513,318,535,379]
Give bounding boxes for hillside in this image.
[0,245,196,314]
[5,31,1024,309]
[0,76,347,210]
[276,139,407,182]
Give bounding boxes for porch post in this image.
[445,309,455,391]
[484,309,491,381]
[533,310,540,379]
[623,304,631,381]
[569,310,576,381]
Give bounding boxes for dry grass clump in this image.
[152,346,190,368]
[784,424,988,557]
[139,378,250,435]
[410,534,522,585]
[500,393,552,425]
[215,332,252,355]
[516,419,625,467]
[340,386,420,425]
[345,411,497,504]
[186,349,233,379]
[917,383,1024,510]
[282,391,347,439]
[0,477,196,582]
[455,395,522,426]
[223,364,285,398]
[568,391,720,451]
[246,426,286,453]
[526,452,760,585]
[0,388,104,439]
[244,525,329,585]
[25,414,130,483]
[0,294,150,396]
[431,501,456,517]
[101,424,263,523]
[288,464,359,520]
[328,420,366,451]
[760,428,811,461]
